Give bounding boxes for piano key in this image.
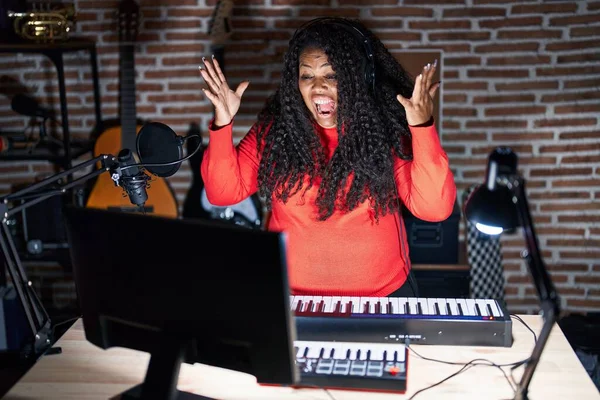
[456,298,468,315]
[408,298,418,314]
[351,297,361,313]
[435,298,448,315]
[475,299,490,316]
[426,298,437,315]
[465,299,478,316]
[417,298,428,315]
[447,298,459,315]
[306,346,322,359]
[390,297,399,314]
[486,299,503,317]
[322,297,332,313]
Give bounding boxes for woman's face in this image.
[298,47,338,129]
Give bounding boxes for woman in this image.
[199,17,456,297]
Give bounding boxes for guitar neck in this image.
[119,43,138,152]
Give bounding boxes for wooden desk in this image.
[5,316,599,400]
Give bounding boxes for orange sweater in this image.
[200,121,457,297]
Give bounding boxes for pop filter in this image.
[136,121,183,177]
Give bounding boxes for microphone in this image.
[113,148,149,208]
[11,93,55,119]
[136,121,186,177]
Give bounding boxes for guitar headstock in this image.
[117,0,140,44]
[208,0,234,45]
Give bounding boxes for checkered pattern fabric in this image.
[463,186,506,300]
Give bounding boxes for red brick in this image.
[550,13,600,26]
[564,78,600,89]
[371,7,433,17]
[570,26,600,37]
[496,81,559,91]
[466,120,528,129]
[512,3,578,14]
[491,132,553,141]
[478,16,542,28]
[537,65,600,76]
[429,32,491,41]
[474,42,539,53]
[562,155,600,164]
[485,106,546,117]
[540,142,600,153]
[557,53,600,64]
[555,103,600,114]
[497,29,562,40]
[443,7,506,17]
[542,91,600,103]
[409,20,472,30]
[534,118,597,128]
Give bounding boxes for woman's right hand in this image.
[199,55,250,127]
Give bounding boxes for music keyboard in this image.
[288,340,408,393]
[291,296,513,347]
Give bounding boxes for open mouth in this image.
[314,98,336,118]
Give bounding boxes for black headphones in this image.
[291,17,376,94]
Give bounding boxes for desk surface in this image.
[5,315,599,400]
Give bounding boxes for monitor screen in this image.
[63,206,298,399]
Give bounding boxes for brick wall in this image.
[0,0,598,315]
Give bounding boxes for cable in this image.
[511,314,537,343]
[405,315,539,399]
[119,133,203,173]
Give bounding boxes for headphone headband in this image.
[291,17,376,94]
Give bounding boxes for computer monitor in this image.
[62,206,298,400]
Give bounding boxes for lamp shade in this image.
[464,184,519,234]
[463,147,520,234]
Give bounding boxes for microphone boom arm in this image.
[0,153,116,359]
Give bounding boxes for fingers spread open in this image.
[199,67,220,94]
[202,57,221,89]
[212,56,227,86]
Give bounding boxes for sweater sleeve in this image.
[394,124,457,222]
[200,120,260,206]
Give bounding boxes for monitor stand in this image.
[117,338,215,400]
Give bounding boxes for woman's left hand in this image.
[397,59,440,126]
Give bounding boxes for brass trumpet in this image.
[8,2,76,42]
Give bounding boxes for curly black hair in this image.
[255,18,416,221]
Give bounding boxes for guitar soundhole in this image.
[107,206,154,213]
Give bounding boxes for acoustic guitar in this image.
[86,0,178,218]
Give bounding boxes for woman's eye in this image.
[300,75,313,80]
[326,74,337,80]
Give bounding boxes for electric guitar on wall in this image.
[86,0,178,218]
[182,0,263,228]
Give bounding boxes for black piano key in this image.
[458,303,464,315]
[295,301,303,313]
[487,304,494,317]
[364,301,370,314]
[317,300,325,313]
[417,302,423,315]
[375,301,381,314]
[446,303,452,315]
[403,303,409,314]
[475,303,482,316]
[434,302,441,315]
[334,301,341,314]
[387,301,393,314]
[307,301,314,313]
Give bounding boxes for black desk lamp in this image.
[463,147,561,400]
